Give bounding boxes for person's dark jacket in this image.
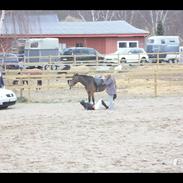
[0,72,4,88]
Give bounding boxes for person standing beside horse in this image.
[102,74,117,110]
[0,71,5,88]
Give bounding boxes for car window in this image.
[73,49,82,55]
[129,49,143,54]
[129,49,137,54]
[30,42,39,48]
[148,39,154,43]
[88,49,96,55]
[161,39,165,44]
[63,49,73,55]
[80,49,89,55]
[136,49,143,53]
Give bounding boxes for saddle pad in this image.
[94,77,104,87]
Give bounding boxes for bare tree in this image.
[0,10,43,53]
[136,10,169,35]
[77,10,102,21]
[56,10,183,44]
[0,10,5,34]
[76,10,136,24]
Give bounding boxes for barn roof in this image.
[59,21,149,35]
[1,13,149,35]
[1,13,62,34]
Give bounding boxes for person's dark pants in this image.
[113,94,117,100]
[80,100,95,110]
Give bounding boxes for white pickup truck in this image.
[0,72,17,109]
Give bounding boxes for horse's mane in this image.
[74,73,94,79]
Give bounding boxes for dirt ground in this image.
[0,87,183,172]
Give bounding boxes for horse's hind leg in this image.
[88,94,91,103]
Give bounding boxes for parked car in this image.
[104,48,149,63]
[60,47,104,62]
[0,88,17,109]
[0,72,17,109]
[0,53,20,69]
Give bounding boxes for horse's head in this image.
[67,73,79,89]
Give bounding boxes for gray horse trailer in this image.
[24,38,60,63]
[145,36,180,62]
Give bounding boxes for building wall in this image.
[60,36,146,55]
[59,37,106,54]
[105,37,146,54]
[0,35,146,54]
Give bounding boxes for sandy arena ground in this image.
[0,87,183,173]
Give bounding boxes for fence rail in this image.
[1,51,183,71]
[2,62,183,102]
[1,51,183,102]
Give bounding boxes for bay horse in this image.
[67,73,106,104]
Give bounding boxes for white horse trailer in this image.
[24,38,60,63]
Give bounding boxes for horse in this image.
[67,73,106,104]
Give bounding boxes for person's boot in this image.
[80,100,94,110]
[80,100,87,109]
[101,100,109,109]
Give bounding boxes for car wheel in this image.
[168,59,173,63]
[140,57,146,64]
[120,58,126,63]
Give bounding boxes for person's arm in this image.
[114,78,117,89]
[0,73,4,87]
[103,78,113,86]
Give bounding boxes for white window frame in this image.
[117,41,139,49]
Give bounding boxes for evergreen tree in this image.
[156,20,164,35]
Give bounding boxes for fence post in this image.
[4,63,6,72]
[157,52,160,66]
[19,76,23,99]
[96,53,99,67]
[74,55,76,66]
[27,74,31,102]
[47,76,50,90]
[20,87,23,99]
[49,55,52,70]
[118,53,120,65]
[153,65,158,97]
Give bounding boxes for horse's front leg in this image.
[88,93,91,103]
[92,94,95,104]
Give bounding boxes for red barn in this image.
[0,13,149,54]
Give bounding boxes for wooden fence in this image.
[2,62,183,102]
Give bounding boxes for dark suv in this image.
[60,47,104,62]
